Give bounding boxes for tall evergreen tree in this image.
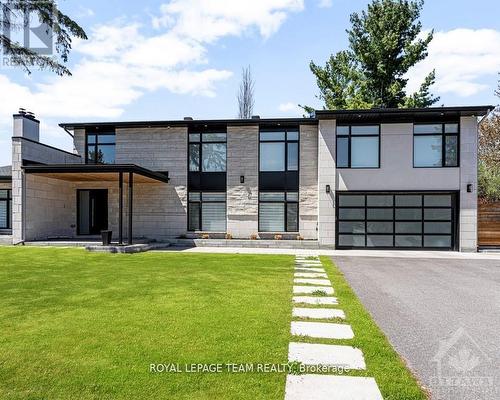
[309,0,439,110]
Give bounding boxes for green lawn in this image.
[0,248,427,399]
[0,248,294,400]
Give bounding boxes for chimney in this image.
[13,108,40,142]
[183,117,193,121]
[251,115,260,120]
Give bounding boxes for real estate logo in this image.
[430,327,498,398]
[1,0,55,68]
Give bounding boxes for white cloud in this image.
[152,0,304,42]
[407,28,500,98]
[278,101,302,115]
[317,0,333,8]
[0,0,303,147]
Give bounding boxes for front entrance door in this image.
[77,189,108,235]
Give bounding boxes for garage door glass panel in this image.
[396,209,422,220]
[424,235,451,247]
[367,195,393,207]
[424,222,451,234]
[339,208,365,220]
[395,235,422,247]
[425,209,451,221]
[367,235,393,247]
[339,221,365,234]
[396,222,422,234]
[367,221,393,234]
[424,195,451,207]
[338,195,365,207]
[367,208,393,220]
[339,235,365,247]
[395,195,422,207]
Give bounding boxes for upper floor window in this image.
[336,125,380,168]
[413,123,459,168]
[86,131,115,164]
[189,132,227,172]
[0,189,12,229]
[259,128,299,172]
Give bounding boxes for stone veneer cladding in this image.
[299,124,318,239]
[317,120,336,246]
[226,124,259,238]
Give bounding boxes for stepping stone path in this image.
[293,286,334,295]
[288,342,366,369]
[284,254,383,400]
[292,307,345,320]
[294,272,328,278]
[294,278,332,286]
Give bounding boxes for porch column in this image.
[128,172,133,245]
[119,172,123,244]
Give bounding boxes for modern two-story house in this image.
[0,105,492,251]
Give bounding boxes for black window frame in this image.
[258,191,299,233]
[187,191,227,232]
[188,131,227,173]
[85,130,116,164]
[335,191,458,250]
[0,189,12,229]
[413,122,460,168]
[336,124,381,169]
[258,128,299,173]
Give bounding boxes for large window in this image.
[259,192,298,232]
[189,132,227,172]
[413,123,459,167]
[86,131,115,164]
[0,189,11,229]
[188,192,226,232]
[259,129,299,172]
[336,125,380,168]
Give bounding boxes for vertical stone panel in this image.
[317,119,336,246]
[299,124,318,239]
[226,125,259,238]
[459,116,478,251]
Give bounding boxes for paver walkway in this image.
[284,254,383,400]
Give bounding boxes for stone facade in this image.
[317,120,336,246]
[226,125,259,238]
[459,116,478,251]
[299,124,318,239]
[12,137,82,243]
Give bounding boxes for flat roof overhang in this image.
[59,117,318,131]
[21,164,169,184]
[316,105,494,123]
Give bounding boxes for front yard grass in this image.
[0,247,294,400]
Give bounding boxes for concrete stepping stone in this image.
[291,321,354,339]
[288,342,366,369]
[292,307,345,320]
[294,272,328,278]
[296,260,322,265]
[285,375,383,400]
[293,286,334,295]
[294,278,331,286]
[295,267,325,273]
[296,264,324,268]
[293,296,338,305]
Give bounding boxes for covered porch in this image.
[22,164,169,245]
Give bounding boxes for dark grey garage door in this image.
[336,192,458,250]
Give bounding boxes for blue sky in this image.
[0,0,499,165]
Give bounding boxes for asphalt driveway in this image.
[333,256,500,400]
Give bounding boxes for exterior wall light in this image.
[326,184,331,193]
[467,184,473,193]
[240,176,245,184]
